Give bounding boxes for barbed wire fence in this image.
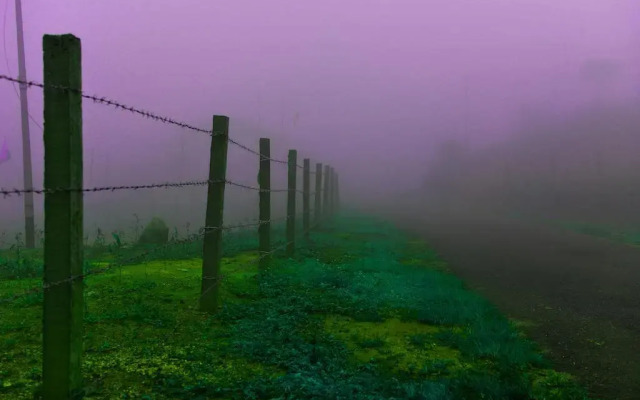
[0,33,341,398]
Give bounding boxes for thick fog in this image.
[1,0,639,243]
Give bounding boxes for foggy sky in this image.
[1,0,639,239]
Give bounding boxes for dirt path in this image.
[385,209,640,399]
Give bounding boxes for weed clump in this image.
[138,217,169,245]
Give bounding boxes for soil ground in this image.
[384,207,640,400]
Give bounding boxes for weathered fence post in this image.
[287,150,297,256]
[42,33,84,400]
[331,168,336,217]
[199,115,229,313]
[258,138,271,269]
[331,170,338,215]
[323,165,331,221]
[329,168,335,217]
[303,158,310,239]
[314,163,322,225]
[332,170,338,215]
[335,171,340,214]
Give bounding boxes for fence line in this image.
[0,33,341,399]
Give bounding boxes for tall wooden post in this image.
[335,171,340,214]
[42,33,84,400]
[323,165,331,220]
[314,163,322,225]
[199,115,229,313]
[15,0,35,248]
[330,167,336,217]
[286,150,297,256]
[302,158,310,239]
[329,168,336,217]
[331,168,336,216]
[333,171,339,215]
[258,138,271,269]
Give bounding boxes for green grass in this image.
[0,215,591,399]
[555,220,640,247]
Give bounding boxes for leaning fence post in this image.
[323,165,331,220]
[259,138,271,269]
[303,158,310,239]
[199,115,229,313]
[314,163,323,225]
[287,149,297,256]
[42,33,84,400]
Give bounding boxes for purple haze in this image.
[0,0,639,238]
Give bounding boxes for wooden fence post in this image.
[331,168,336,217]
[303,158,310,239]
[329,167,336,218]
[42,33,84,400]
[323,165,331,221]
[259,138,271,269]
[329,168,336,217]
[333,171,339,215]
[199,115,229,313]
[287,150,297,256]
[314,163,322,225]
[335,172,340,214]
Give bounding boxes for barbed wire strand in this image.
[1,180,213,197]
[0,74,294,164]
[0,178,322,198]
[0,74,212,134]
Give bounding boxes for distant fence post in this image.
[42,33,84,400]
[303,158,310,239]
[259,138,271,269]
[336,171,340,215]
[335,172,340,214]
[314,163,323,225]
[331,171,336,215]
[329,168,336,217]
[323,165,331,221]
[331,168,336,217]
[287,149,297,256]
[199,115,229,313]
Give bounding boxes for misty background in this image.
[1,0,640,245]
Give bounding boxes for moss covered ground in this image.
[0,215,592,399]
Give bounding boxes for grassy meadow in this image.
[0,215,592,399]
